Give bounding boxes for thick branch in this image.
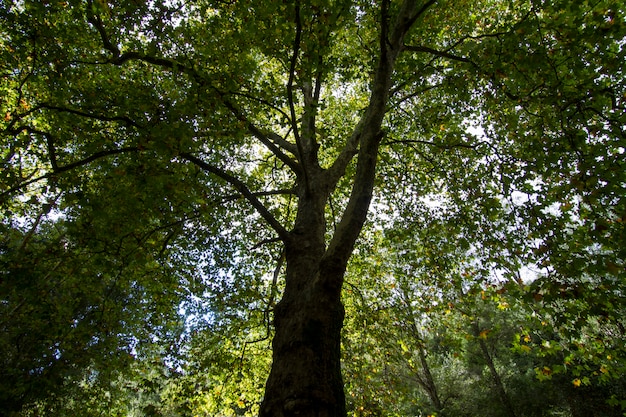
[407,0,436,33]
[324,121,362,187]
[179,152,289,241]
[391,0,436,47]
[324,0,425,266]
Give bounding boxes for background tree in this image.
[1,0,625,416]
[0,209,189,414]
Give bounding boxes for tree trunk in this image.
[260,228,347,417]
[416,344,443,413]
[473,322,517,417]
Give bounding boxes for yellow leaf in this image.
[573,378,581,387]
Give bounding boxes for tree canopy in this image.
[1,0,625,416]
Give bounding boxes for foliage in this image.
[343,224,626,416]
[1,0,625,415]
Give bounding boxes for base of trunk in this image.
[259,285,346,417]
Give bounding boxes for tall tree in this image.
[1,0,624,416]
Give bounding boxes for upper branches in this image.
[287,0,305,163]
[324,0,434,191]
[85,2,300,175]
[323,0,433,265]
[76,6,304,237]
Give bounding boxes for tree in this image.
[1,0,625,416]
[0,209,189,414]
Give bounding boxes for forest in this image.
[1,0,625,416]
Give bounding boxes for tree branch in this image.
[324,120,362,187]
[324,0,424,267]
[385,137,482,151]
[406,0,436,32]
[1,145,140,198]
[390,0,436,48]
[111,54,301,174]
[57,147,140,173]
[287,0,311,191]
[38,103,143,128]
[178,152,289,241]
[86,0,120,57]
[221,188,296,204]
[390,81,444,108]
[217,95,301,174]
[86,9,300,175]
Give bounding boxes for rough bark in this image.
[260,238,347,417]
[258,182,346,417]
